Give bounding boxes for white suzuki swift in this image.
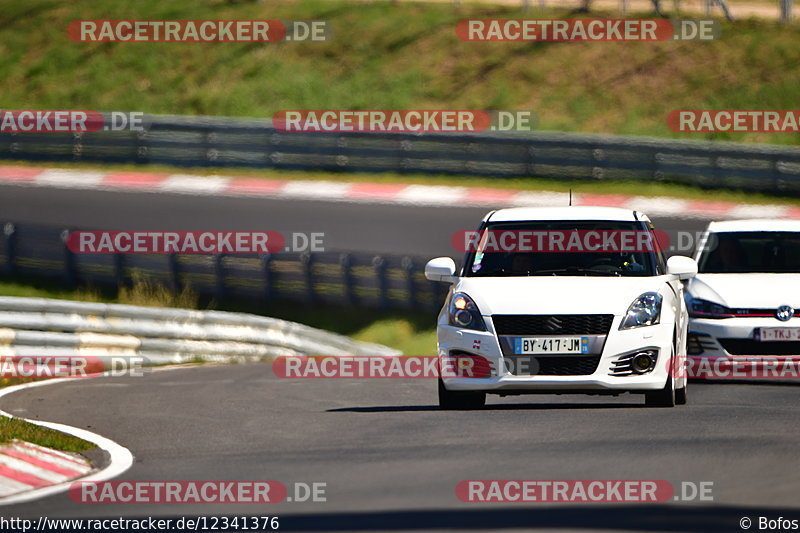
[425,206,697,409]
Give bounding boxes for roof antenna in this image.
[569,188,573,206]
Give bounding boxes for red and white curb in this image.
[1,165,799,220]
[0,439,91,499]
[0,378,134,506]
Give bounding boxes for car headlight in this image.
[448,292,487,331]
[687,297,734,319]
[619,292,663,330]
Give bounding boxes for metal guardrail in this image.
[0,296,400,364]
[0,222,450,312]
[2,114,800,195]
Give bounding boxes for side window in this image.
[462,220,486,277]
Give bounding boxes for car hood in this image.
[687,274,800,308]
[454,276,670,316]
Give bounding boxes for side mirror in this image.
[667,255,698,280]
[425,257,457,283]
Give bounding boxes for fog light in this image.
[632,352,656,374]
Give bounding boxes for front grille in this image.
[507,355,601,376]
[609,352,637,376]
[719,339,800,356]
[492,314,614,336]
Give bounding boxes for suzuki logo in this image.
[544,316,563,332]
[776,305,795,322]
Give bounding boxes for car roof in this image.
[487,206,646,223]
[707,219,800,233]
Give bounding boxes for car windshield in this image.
[698,231,800,273]
[464,220,663,277]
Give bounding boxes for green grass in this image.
[0,417,95,452]
[353,318,438,356]
[0,275,198,308]
[0,374,96,453]
[1,1,800,144]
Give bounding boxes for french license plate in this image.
[514,337,589,355]
[757,328,800,342]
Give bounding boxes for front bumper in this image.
[687,316,800,377]
[688,316,800,358]
[439,315,675,393]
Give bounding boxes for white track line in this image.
[0,377,134,506]
[35,170,107,189]
[1,166,799,219]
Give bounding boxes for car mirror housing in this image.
[666,255,698,280]
[425,257,457,283]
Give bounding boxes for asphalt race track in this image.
[2,184,796,532]
[0,184,706,257]
[3,364,800,532]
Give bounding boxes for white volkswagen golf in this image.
[685,219,800,370]
[425,206,697,409]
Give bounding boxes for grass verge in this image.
[1,1,800,144]
[0,416,95,452]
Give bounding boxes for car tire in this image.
[438,379,486,410]
[645,350,677,408]
[675,383,687,405]
[674,335,688,405]
[645,374,676,407]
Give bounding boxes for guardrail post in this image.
[261,253,274,301]
[72,132,83,162]
[136,129,150,164]
[205,129,218,167]
[339,253,356,305]
[114,254,126,287]
[781,0,793,23]
[169,253,182,291]
[402,256,417,309]
[373,255,389,310]
[301,252,315,303]
[61,229,77,288]
[3,223,16,276]
[214,253,226,301]
[772,157,784,193]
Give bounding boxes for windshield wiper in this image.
[531,267,620,276]
[474,268,521,277]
